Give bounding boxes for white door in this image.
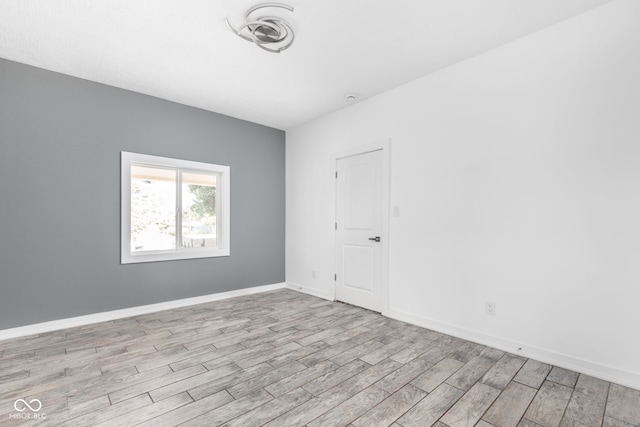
[335,149,383,312]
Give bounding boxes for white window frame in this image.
[121,151,230,264]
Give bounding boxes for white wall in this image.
[286,0,640,389]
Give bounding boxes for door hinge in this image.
[335,222,337,230]
[335,171,338,179]
[334,274,337,281]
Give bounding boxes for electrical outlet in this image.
[485,301,496,316]
[312,270,317,280]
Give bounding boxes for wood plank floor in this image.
[0,289,638,427]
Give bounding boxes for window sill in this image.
[121,249,230,264]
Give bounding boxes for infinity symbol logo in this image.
[14,399,42,412]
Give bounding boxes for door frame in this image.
[330,139,391,314]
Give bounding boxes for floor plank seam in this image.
[0,289,638,427]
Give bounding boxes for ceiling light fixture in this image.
[225,3,295,53]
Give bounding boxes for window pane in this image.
[182,172,217,248]
[131,165,176,252]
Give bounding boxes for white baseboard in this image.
[286,282,334,301]
[385,308,640,391]
[0,282,286,341]
[4,282,637,390]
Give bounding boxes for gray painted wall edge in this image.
[0,58,285,329]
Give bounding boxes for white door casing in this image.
[335,149,384,312]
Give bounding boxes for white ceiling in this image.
[0,0,613,130]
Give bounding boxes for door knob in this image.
[368,236,381,242]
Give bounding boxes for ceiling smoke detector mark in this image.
[225,3,295,53]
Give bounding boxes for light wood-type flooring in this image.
[0,289,638,427]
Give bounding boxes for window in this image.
[121,151,230,263]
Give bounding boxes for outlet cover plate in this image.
[485,301,496,316]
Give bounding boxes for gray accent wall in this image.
[0,58,285,329]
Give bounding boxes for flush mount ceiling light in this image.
[225,3,295,53]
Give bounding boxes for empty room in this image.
[0,0,639,426]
